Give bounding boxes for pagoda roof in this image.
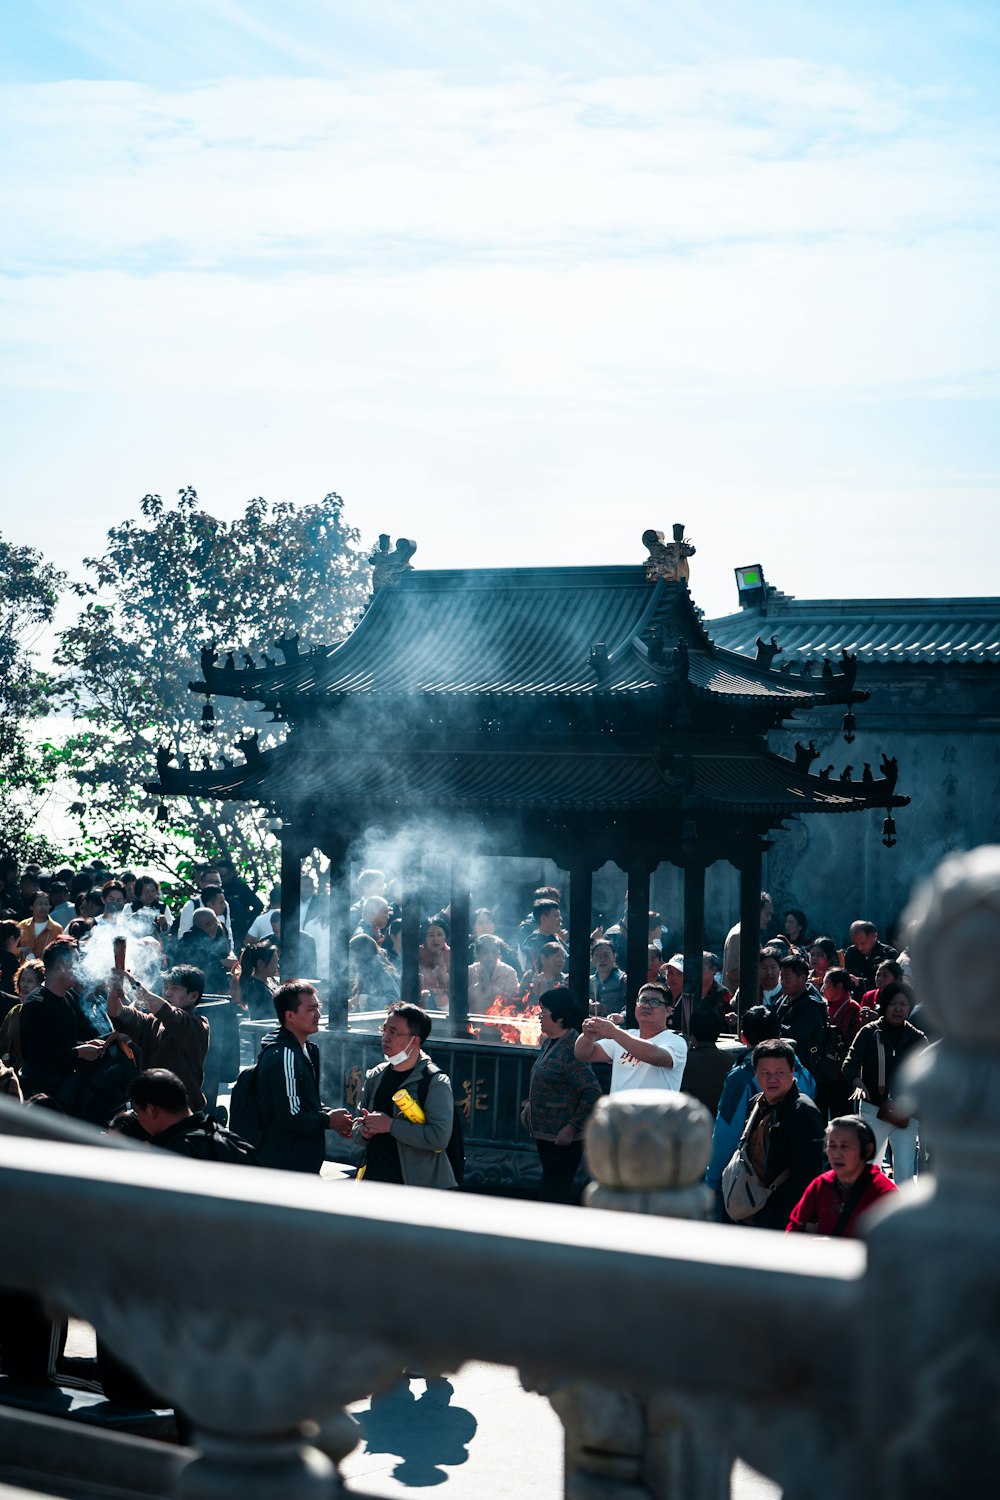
[149,741,905,818]
[196,566,860,710]
[709,592,1000,666]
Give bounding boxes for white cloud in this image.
[0,56,996,611]
[0,65,996,275]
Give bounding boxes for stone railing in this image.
[1,845,998,1499]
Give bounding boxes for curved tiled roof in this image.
[200,567,851,708]
[708,597,1000,665]
[149,744,904,817]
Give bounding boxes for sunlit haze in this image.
[2,2,998,619]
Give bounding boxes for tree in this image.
[54,488,371,889]
[0,536,66,864]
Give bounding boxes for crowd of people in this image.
[0,849,933,1413]
[0,852,928,1238]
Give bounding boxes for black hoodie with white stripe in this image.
[256,1028,328,1173]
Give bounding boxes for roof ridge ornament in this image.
[755,635,782,669]
[642,523,695,583]
[369,533,417,592]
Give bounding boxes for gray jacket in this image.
[352,1052,457,1189]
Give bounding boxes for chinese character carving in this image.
[460,1079,489,1122]
[344,1066,362,1110]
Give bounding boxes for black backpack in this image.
[414,1062,465,1189]
[166,1118,261,1166]
[813,1010,850,1084]
[228,1062,265,1149]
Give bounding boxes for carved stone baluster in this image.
[527,1090,728,1500]
[859,846,1000,1499]
[50,1293,403,1499]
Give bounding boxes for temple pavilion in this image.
[150,526,908,1032]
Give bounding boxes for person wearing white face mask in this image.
[351,1002,459,1188]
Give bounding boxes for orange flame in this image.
[479,994,541,1046]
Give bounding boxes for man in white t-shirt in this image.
[574,981,688,1092]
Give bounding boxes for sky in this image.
[1,1,998,622]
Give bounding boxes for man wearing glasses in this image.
[575,982,688,1093]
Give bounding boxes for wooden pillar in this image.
[448,863,471,1037]
[568,861,594,1007]
[279,827,303,980]
[682,861,706,1016]
[737,839,764,1034]
[401,860,422,1005]
[624,866,651,1028]
[325,841,351,1031]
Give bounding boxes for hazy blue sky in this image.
[2,1,997,618]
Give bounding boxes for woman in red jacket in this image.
[786,1115,897,1238]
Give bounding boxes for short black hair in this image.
[42,936,78,973]
[540,986,586,1032]
[824,967,854,994]
[533,886,561,903]
[129,1069,190,1113]
[740,1005,781,1047]
[385,1000,431,1043]
[532,899,561,923]
[779,953,809,975]
[751,1038,797,1070]
[878,981,913,1013]
[165,964,205,1000]
[274,981,317,1025]
[690,1006,723,1043]
[200,885,224,903]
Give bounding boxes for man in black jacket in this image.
[18,936,100,1106]
[843,920,897,992]
[775,954,827,1087]
[742,1038,824,1230]
[127,1068,258,1164]
[256,981,353,1172]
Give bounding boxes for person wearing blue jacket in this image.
[706,1004,816,1216]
